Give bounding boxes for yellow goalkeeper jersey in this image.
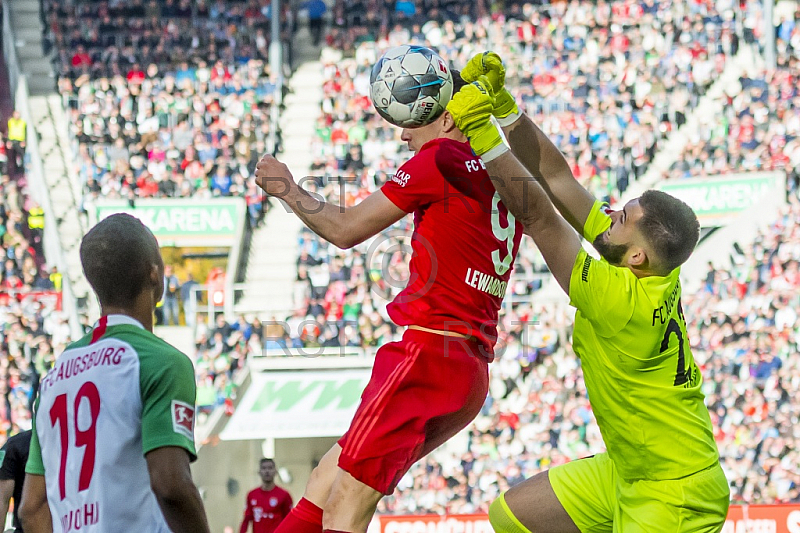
[567,201,720,482]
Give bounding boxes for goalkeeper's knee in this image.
[489,493,533,533]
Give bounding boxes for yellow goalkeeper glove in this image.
[461,52,521,127]
[447,77,508,162]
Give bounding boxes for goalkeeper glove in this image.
[461,52,522,127]
[447,77,509,163]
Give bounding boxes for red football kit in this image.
[338,138,523,494]
[239,486,293,533]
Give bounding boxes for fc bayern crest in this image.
[270,497,278,507]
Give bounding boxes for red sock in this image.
[275,497,323,533]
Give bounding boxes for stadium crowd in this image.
[44,0,290,227]
[664,9,799,188]
[0,121,68,443]
[192,313,268,417]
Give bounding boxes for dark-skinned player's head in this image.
[593,190,699,276]
[400,69,469,153]
[80,214,165,310]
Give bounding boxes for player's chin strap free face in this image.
[403,116,445,151]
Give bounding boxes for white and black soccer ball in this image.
[369,45,454,128]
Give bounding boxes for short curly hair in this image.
[637,190,700,274]
[80,214,163,308]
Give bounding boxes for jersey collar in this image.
[418,137,466,153]
[94,314,145,330]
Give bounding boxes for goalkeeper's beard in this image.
[593,234,630,266]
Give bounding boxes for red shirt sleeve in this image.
[239,491,253,533]
[381,146,443,213]
[281,489,294,519]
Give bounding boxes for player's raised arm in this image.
[254,155,406,249]
[447,79,581,293]
[503,115,596,233]
[461,52,596,235]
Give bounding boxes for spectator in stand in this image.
[48,267,62,292]
[181,273,200,329]
[6,111,26,177]
[160,265,181,326]
[32,268,54,291]
[303,0,328,47]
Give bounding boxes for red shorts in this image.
[338,328,489,495]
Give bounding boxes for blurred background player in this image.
[253,70,522,533]
[0,430,31,532]
[447,55,730,532]
[19,214,211,533]
[239,458,293,533]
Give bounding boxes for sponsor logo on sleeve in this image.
[391,170,411,187]
[171,400,195,439]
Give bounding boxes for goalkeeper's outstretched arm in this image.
[447,78,581,294]
[484,149,582,293]
[459,51,597,235]
[501,114,597,235]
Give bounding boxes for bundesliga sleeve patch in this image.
[171,400,195,439]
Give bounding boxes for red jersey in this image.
[381,138,523,356]
[239,486,293,533]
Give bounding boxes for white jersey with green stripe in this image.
[26,315,197,532]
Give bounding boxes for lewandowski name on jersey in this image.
[464,267,508,298]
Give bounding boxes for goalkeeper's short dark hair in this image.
[637,190,700,274]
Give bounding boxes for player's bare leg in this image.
[273,444,343,533]
[493,471,581,533]
[303,443,343,508]
[322,468,383,533]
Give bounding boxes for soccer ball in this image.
[369,45,454,129]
